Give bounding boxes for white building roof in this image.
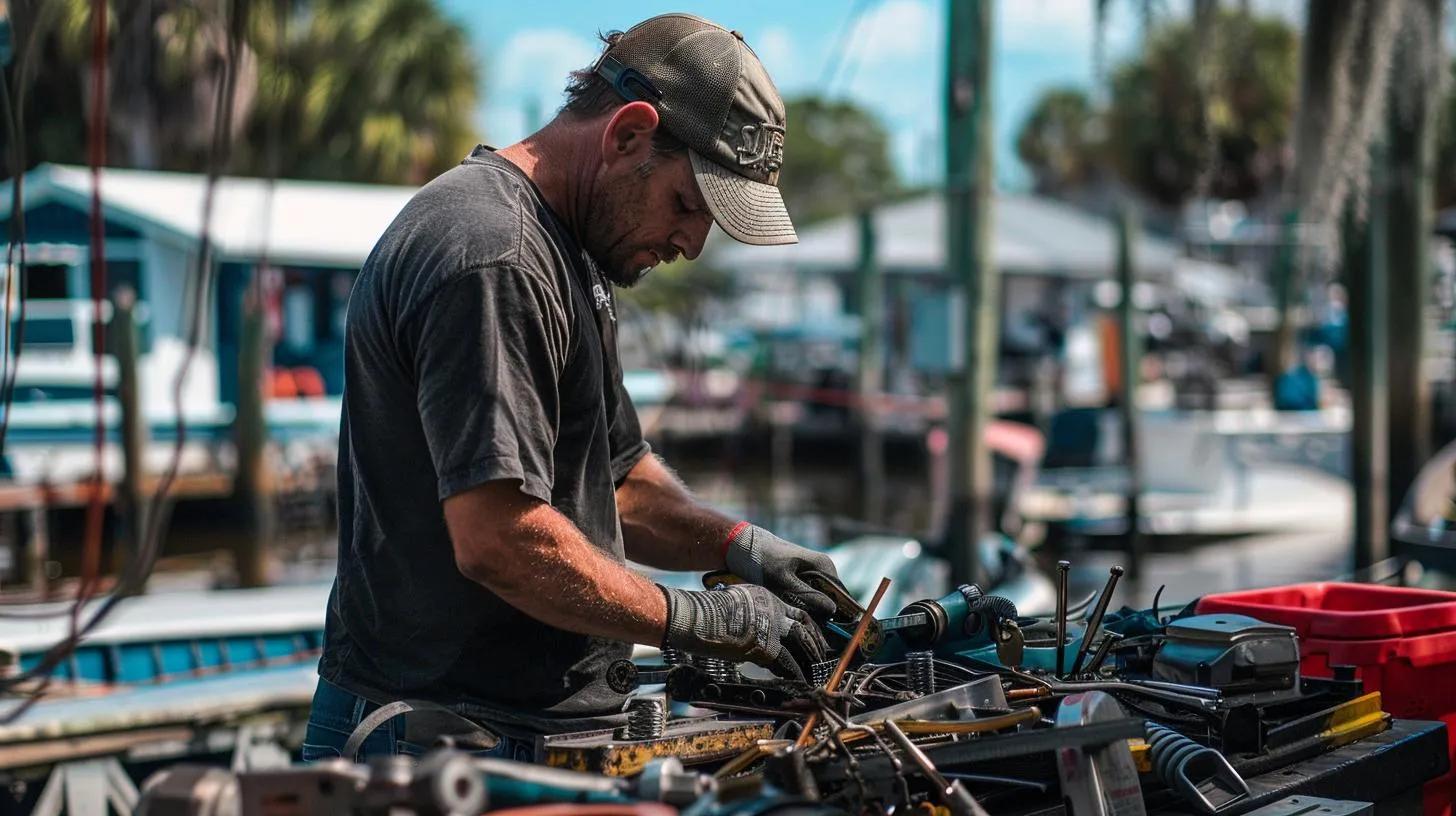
[709,192,1221,282]
[6,164,420,267]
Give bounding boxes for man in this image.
[304,13,841,761]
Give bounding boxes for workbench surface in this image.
[1152,719,1449,816]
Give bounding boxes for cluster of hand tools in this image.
[134,561,1400,816]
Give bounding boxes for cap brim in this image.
[690,150,798,246]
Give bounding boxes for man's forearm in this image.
[445,483,668,646]
[617,454,736,571]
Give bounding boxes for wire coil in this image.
[696,656,741,684]
[906,651,936,696]
[623,697,666,740]
[1145,722,1214,786]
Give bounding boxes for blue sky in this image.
[438,1,1287,190]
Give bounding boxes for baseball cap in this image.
[592,13,798,246]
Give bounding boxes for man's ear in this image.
[601,101,661,166]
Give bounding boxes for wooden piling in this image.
[230,279,274,587]
[27,504,48,598]
[110,285,148,581]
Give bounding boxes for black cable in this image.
[0,0,52,463]
[1067,589,1097,618]
[819,0,874,92]
[131,0,244,595]
[0,2,87,623]
[0,0,246,712]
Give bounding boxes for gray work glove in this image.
[725,524,840,618]
[660,584,829,683]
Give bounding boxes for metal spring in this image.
[810,659,837,687]
[660,646,687,667]
[1145,722,1212,786]
[623,697,666,740]
[906,651,936,696]
[697,656,741,684]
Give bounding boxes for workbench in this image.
[1138,719,1445,816]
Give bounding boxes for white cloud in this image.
[480,28,598,146]
[851,0,938,63]
[754,26,798,83]
[999,0,1095,51]
[493,28,598,102]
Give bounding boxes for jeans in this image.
[302,677,533,762]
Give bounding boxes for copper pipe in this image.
[1006,687,1050,701]
[795,576,892,748]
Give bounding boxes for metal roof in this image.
[708,192,1212,280]
[5,163,419,267]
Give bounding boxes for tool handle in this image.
[700,570,745,590]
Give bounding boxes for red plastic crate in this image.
[1198,583,1456,815]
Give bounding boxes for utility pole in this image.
[1385,0,1443,519]
[943,0,997,587]
[1349,140,1390,570]
[1116,207,1144,582]
[856,208,885,523]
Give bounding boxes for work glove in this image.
[725,524,840,618]
[659,583,829,683]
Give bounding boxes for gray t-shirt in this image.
[320,147,651,730]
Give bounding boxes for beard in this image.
[582,161,658,288]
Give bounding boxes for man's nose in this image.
[675,219,711,261]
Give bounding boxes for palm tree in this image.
[12,0,478,185]
[239,0,479,184]
[36,0,259,171]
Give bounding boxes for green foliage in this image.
[1015,87,1100,195]
[1016,9,1298,206]
[777,96,901,225]
[11,0,478,185]
[1107,9,1297,205]
[235,0,479,184]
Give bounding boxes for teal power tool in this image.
[838,582,1080,671]
[809,566,1143,676]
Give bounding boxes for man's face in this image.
[583,149,714,287]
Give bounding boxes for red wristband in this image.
[721,520,751,562]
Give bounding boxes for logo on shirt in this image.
[592,283,615,322]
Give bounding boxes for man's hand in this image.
[660,584,828,682]
[725,525,840,618]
